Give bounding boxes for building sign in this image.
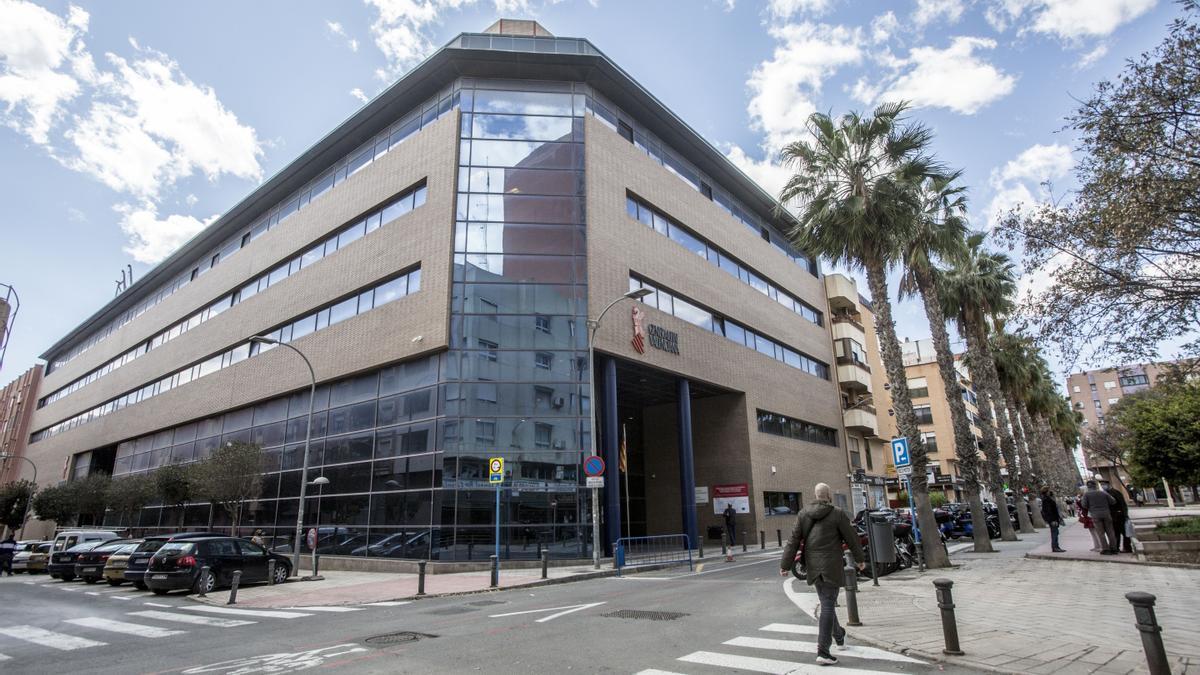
[694,486,709,504]
[712,483,750,515]
[631,306,647,354]
[647,325,679,354]
[631,306,679,356]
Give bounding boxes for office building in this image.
[0,365,41,486]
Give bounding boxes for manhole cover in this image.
[364,631,437,646]
[468,600,506,607]
[424,606,477,615]
[603,609,689,621]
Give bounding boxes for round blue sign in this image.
[584,455,605,477]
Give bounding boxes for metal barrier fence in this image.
[614,534,693,576]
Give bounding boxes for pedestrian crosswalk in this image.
[637,622,931,675]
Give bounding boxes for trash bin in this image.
[870,516,896,563]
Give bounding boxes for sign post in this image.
[584,456,605,569]
[489,457,504,574]
[891,437,924,572]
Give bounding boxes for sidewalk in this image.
[1026,517,1141,564]
[841,525,1200,674]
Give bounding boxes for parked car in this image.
[102,542,142,585]
[10,541,46,573]
[49,530,119,572]
[13,541,52,574]
[123,532,213,590]
[144,537,291,595]
[75,539,140,584]
[49,541,106,581]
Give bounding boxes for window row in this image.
[626,195,823,327]
[453,254,586,286]
[39,184,427,408]
[629,277,829,380]
[47,83,459,374]
[31,268,422,443]
[756,410,839,447]
[588,93,817,276]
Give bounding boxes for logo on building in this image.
[631,306,646,354]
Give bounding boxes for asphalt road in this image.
[0,553,978,674]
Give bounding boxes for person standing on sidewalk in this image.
[723,503,737,547]
[779,483,865,666]
[1080,480,1118,554]
[1040,486,1065,552]
[1103,482,1133,553]
[0,534,16,576]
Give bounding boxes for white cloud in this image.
[747,22,863,154]
[988,0,1157,39]
[115,202,217,264]
[870,11,899,44]
[725,144,793,198]
[185,193,198,206]
[326,19,360,52]
[66,206,87,222]
[985,142,1073,227]
[0,0,94,144]
[913,0,965,27]
[349,38,360,52]
[768,0,834,18]
[1074,43,1108,68]
[350,87,369,103]
[868,37,1016,114]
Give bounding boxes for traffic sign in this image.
[489,457,504,484]
[583,455,606,477]
[896,465,913,476]
[891,437,911,468]
[586,476,604,488]
[307,527,317,550]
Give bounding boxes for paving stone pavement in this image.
[842,523,1200,674]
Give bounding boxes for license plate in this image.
[151,574,167,580]
[82,567,97,573]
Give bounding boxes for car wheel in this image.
[84,577,98,584]
[133,581,147,590]
[272,563,289,585]
[152,588,169,596]
[106,579,122,586]
[193,569,216,595]
[49,574,60,580]
[60,573,75,582]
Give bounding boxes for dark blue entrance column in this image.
[676,377,698,549]
[602,356,621,555]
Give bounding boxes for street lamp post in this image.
[0,454,36,536]
[586,288,652,570]
[249,336,316,576]
[308,476,329,580]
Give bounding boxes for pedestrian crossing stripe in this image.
[65,617,185,639]
[179,605,312,619]
[679,650,893,674]
[0,653,10,661]
[0,626,107,651]
[760,623,818,635]
[724,636,923,663]
[363,601,411,607]
[281,606,362,612]
[128,610,255,628]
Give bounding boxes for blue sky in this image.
[0,0,1189,386]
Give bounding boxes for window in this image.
[1104,380,1116,389]
[475,421,496,442]
[534,315,552,334]
[1107,398,1119,405]
[764,491,802,516]
[921,432,937,454]
[1072,385,1081,393]
[907,377,929,399]
[534,422,553,448]
[756,409,838,446]
[850,451,862,468]
[1119,374,1149,387]
[1095,400,1102,410]
[913,405,933,425]
[535,352,553,370]
[477,339,499,361]
[618,120,633,143]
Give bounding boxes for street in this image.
[0,553,974,674]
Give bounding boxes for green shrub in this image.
[1155,517,1200,534]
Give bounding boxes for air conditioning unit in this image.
[552,439,566,450]
[552,396,565,409]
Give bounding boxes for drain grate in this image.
[603,609,689,621]
[424,606,477,615]
[468,600,506,607]
[364,631,437,646]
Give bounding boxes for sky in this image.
[0,0,1191,389]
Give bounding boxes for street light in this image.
[249,335,316,576]
[307,475,329,580]
[585,287,652,570]
[0,454,36,536]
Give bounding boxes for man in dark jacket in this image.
[1103,482,1132,553]
[1080,480,1117,553]
[780,483,865,666]
[1040,486,1065,552]
[723,503,737,546]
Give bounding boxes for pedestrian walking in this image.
[723,503,737,547]
[1040,486,1065,552]
[251,529,265,547]
[1079,480,1118,554]
[0,534,17,576]
[1103,482,1133,553]
[779,483,865,667]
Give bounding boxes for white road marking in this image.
[144,602,172,608]
[111,594,137,600]
[97,588,125,594]
[65,617,185,638]
[363,601,411,607]
[85,591,102,596]
[633,670,687,675]
[947,542,974,554]
[0,625,107,651]
[59,586,80,591]
[282,606,362,612]
[179,605,312,619]
[679,650,891,674]
[489,601,606,623]
[0,653,11,661]
[129,610,255,628]
[760,623,819,635]
[724,636,924,664]
[181,644,368,674]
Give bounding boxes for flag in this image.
[619,424,628,474]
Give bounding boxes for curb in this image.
[1024,552,1198,569]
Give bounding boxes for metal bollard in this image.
[1126,592,1171,675]
[932,578,964,655]
[312,552,320,577]
[227,570,242,605]
[197,565,210,597]
[489,554,498,588]
[417,560,427,596]
[843,557,862,627]
[777,529,782,547]
[540,548,548,580]
[267,560,276,586]
[742,531,747,553]
[468,543,474,560]
[760,530,766,550]
[698,538,704,559]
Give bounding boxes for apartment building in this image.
[0,365,41,486]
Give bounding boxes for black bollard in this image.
[468,543,474,560]
[489,554,498,588]
[1126,592,1171,675]
[933,578,964,655]
[760,531,765,550]
[227,570,242,605]
[417,560,427,596]
[197,565,210,598]
[540,548,548,580]
[698,538,704,559]
[313,553,320,577]
[843,558,861,626]
[742,531,747,553]
[267,560,276,586]
[777,529,782,547]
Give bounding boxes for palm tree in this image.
[898,172,994,553]
[778,102,950,568]
[991,332,1048,527]
[939,233,1020,541]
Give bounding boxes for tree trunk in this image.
[963,328,1019,541]
[916,270,993,553]
[974,339,1035,534]
[1010,406,1047,528]
[864,261,948,568]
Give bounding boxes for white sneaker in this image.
[816,652,838,665]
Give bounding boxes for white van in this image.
[48,530,119,580]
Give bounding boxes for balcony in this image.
[824,274,858,312]
[831,316,865,340]
[836,359,872,392]
[843,406,877,435]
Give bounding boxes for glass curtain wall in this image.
[445,79,591,560]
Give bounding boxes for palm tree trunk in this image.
[1009,404,1047,528]
[864,261,949,568]
[963,329,1018,541]
[916,270,993,553]
[976,339,1035,534]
